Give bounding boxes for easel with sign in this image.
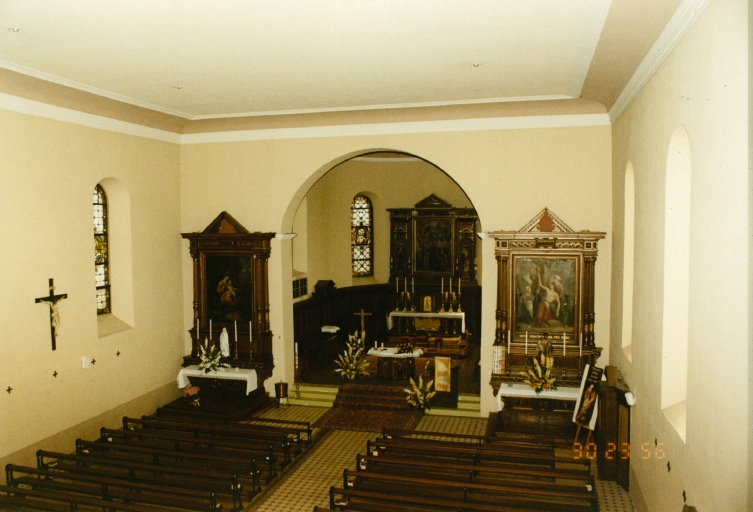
[572,364,604,451]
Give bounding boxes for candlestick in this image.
[234,321,238,342]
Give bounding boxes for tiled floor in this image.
[248,405,635,512]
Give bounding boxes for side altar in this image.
[181,212,276,391]
[487,208,605,395]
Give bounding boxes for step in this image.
[287,383,338,407]
[426,393,481,417]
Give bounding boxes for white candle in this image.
[396,279,399,293]
[404,278,407,293]
[441,278,444,294]
[374,341,377,350]
[458,278,461,294]
[209,320,212,340]
[525,331,528,355]
[579,333,582,357]
[507,336,510,354]
[563,332,566,356]
[196,318,200,341]
[449,278,452,294]
[234,321,238,342]
[381,342,384,349]
[249,321,253,342]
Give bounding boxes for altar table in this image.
[367,347,423,380]
[495,382,579,412]
[177,365,258,395]
[387,311,465,333]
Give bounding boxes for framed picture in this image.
[422,294,434,312]
[434,356,451,392]
[204,254,253,322]
[512,255,579,338]
[413,216,453,275]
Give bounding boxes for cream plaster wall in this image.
[610,0,749,510]
[0,110,183,464]
[180,125,612,416]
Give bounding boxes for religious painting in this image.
[413,217,453,275]
[512,255,579,337]
[434,356,451,392]
[205,255,253,322]
[573,364,604,429]
[422,294,434,312]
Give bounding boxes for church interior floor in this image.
[248,405,636,512]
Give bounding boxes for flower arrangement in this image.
[405,375,436,410]
[198,339,230,374]
[520,350,559,394]
[183,385,201,407]
[334,331,370,380]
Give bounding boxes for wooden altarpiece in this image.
[488,208,605,395]
[182,212,275,382]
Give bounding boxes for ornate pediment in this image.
[202,211,249,234]
[414,194,452,210]
[518,208,574,234]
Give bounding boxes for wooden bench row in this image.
[317,433,597,512]
[0,408,315,511]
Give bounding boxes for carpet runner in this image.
[313,381,423,432]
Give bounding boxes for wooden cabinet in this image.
[597,365,631,489]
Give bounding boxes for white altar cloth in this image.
[177,365,257,395]
[387,311,465,333]
[495,382,579,412]
[367,347,423,358]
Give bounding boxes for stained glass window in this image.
[93,185,110,314]
[351,195,373,277]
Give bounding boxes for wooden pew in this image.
[37,449,246,509]
[5,464,220,511]
[123,416,295,461]
[341,469,597,511]
[99,426,281,477]
[328,485,543,512]
[366,437,581,469]
[0,483,177,512]
[153,407,314,447]
[355,452,594,487]
[76,438,264,490]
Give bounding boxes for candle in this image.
[412,278,414,293]
[441,278,444,294]
[563,332,566,356]
[579,333,582,357]
[381,342,384,349]
[249,321,253,343]
[507,330,511,354]
[458,278,461,294]
[234,321,238,342]
[396,279,399,293]
[374,340,377,350]
[449,278,452,294]
[525,331,528,355]
[404,278,407,293]
[209,320,212,340]
[196,318,200,341]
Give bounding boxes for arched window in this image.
[661,126,691,442]
[93,185,110,314]
[621,162,635,362]
[351,195,373,277]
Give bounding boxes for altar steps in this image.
[288,383,339,408]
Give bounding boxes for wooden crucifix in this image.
[353,308,372,336]
[35,278,68,351]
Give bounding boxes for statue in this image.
[219,327,230,357]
